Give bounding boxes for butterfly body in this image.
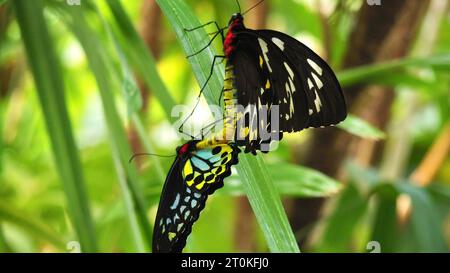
[223,13,245,58]
[152,139,240,253]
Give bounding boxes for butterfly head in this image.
[228,13,244,27]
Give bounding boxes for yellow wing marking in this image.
[168,232,176,241]
[183,144,236,189]
[195,180,206,190]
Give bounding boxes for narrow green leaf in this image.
[0,223,8,252]
[337,53,450,87]
[156,0,300,253]
[338,114,386,140]
[13,0,97,252]
[316,183,368,252]
[395,183,447,252]
[61,5,151,252]
[371,182,447,252]
[0,102,4,174]
[106,0,176,119]
[223,163,342,197]
[90,1,166,185]
[370,184,399,252]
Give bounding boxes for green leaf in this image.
[0,102,4,174]
[13,0,97,252]
[0,224,8,252]
[370,184,399,252]
[223,163,342,197]
[106,0,176,119]
[338,114,386,140]
[371,182,447,252]
[315,183,368,252]
[337,53,450,87]
[396,183,447,252]
[120,61,143,116]
[91,1,167,184]
[156,0,300,253]
[59,4,152,252]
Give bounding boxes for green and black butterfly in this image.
[152,139,240,253]
[186,0,347,154]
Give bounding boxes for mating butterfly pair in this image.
[153,5,347,253]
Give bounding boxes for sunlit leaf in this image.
[338,114,386,140]
[0,202,66,249]
[13,0,97,252]
[223,163,342,197]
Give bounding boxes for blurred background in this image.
[0,0,449,252]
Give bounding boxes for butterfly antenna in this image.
[242,0,265,15]
[235,0,242,13]
[129,153,176,163]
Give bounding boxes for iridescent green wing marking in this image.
[152,142,240,253]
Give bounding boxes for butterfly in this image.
[186,2,347,154]
[152,139,240,253]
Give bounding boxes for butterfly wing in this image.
[152,143,240,253]
[229,29,346,139]
[255,30,347,127]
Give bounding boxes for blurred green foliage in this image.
[0,0,449,253]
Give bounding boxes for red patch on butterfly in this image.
[178,143,189,156]
[224,21,238,57]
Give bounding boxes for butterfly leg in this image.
[178,123,196,140]
[185,20,225,40]
[184,21,221,33]
[186,31,223,58]
[178,55,225,139]
[217,87,225,107]
[198,55,225,97]
[197,117,226,139]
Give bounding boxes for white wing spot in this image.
[272,37,285,51]
[314,91,322,112]
[288,78,296,93]
[258,38,273,73]
[283,62,294,80]
[307,78,314,90]
[170,193,180,210]
[309,109,314,115]
[311,72,323,89]
[307,58,323,76]
[289,95,295,115]
[285,82,292,96]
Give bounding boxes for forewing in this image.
[229,29,346,137]
[256,29,347,127]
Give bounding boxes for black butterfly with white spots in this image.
[188,9,347,154]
